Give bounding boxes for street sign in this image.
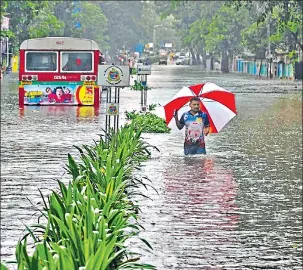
[137,65,151,75]
[1,17,9,30]
[75,22,81,28]
[98,65,130,87]
[106,103,119,116]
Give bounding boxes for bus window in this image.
[26,52,57,71]
[61,52,93,72]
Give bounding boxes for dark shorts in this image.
[184,143,206,155]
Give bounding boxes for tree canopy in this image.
[1,0,302,71]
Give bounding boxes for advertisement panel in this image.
[21,82,95,105]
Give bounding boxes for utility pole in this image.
[153,24,164,54]
[153,27,156,49]
[266,18,272,78]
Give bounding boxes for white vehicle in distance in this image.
[173,52,181,60]
[176,53,190,65]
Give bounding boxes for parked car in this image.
[159,57,168,65]
[173,52,181,60]
[176,57,184,65]
[176,55,190,65]
[137,57,147,64]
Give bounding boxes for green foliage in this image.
[227,0,303,52]
[75,2,109,51]
[205,4,249,55]
[125,111,170,133]
[1,1,49,53]
[130,80,151,91]
[1,0,109,54]
[99,1,179,54]
[7,124,157,269]
[148,104,159,111]
[241,21,268,55]
[0,263,8,270]
[27,2,64,38]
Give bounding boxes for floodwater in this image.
[1,66,302,269]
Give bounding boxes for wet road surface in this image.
[1,65,302,269]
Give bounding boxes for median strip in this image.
[2,123,158,270]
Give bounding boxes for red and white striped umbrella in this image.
[155,82,237,133]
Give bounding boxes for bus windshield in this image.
[26,52,57,71]
[61,52,93,72]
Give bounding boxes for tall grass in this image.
[7,124,158,270]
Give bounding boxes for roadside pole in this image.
[137,64,151,111]
[98,64,130,141]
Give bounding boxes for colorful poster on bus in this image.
[22,83,95,105]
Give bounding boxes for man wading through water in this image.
[174,97,210,155]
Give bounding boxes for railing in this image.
[235,59,294,79]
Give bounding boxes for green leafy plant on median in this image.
[148,103,161,111]
[6,124,158,270]
[130,80,151,91]
[125,110,170,134]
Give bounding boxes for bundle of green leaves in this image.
[130,80,151,91]
[125,110,171,134]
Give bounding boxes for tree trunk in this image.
[258,59,263,76]
[229,52,233,71]
[221,49,229,73]
[190,47,197,65]
[210,55,214,70]
[196,53,202,65]
[201,48,207,69]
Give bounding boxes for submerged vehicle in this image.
[159,56,168,65]
[19,37,102,107]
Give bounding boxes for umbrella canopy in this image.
[156,82,237,133]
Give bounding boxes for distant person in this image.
[0,63,3,81]
[128,58,133,76]
[174,97,210,155]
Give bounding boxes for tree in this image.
[205,5,250,73]
[227,0,303,52]
[1,1,49,53]
[185,2,224,67]
[27,2,64,38]
[74,1,109,51]
[99,1,145,55]
[159,1,205,64]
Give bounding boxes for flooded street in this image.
[1,65,302,269]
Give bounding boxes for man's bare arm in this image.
[204,126,210,136]
[174,110,184,130]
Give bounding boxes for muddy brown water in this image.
[1,66,302,269]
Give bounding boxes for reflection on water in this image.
[19,105,99,119]
[133,156,241,269]
[1,67,302,269]
[164,157,239,233]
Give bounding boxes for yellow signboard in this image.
[20,81,32,85]
[78,85,94,105]
[83,81,95,86]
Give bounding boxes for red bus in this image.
[19,37,102,107]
